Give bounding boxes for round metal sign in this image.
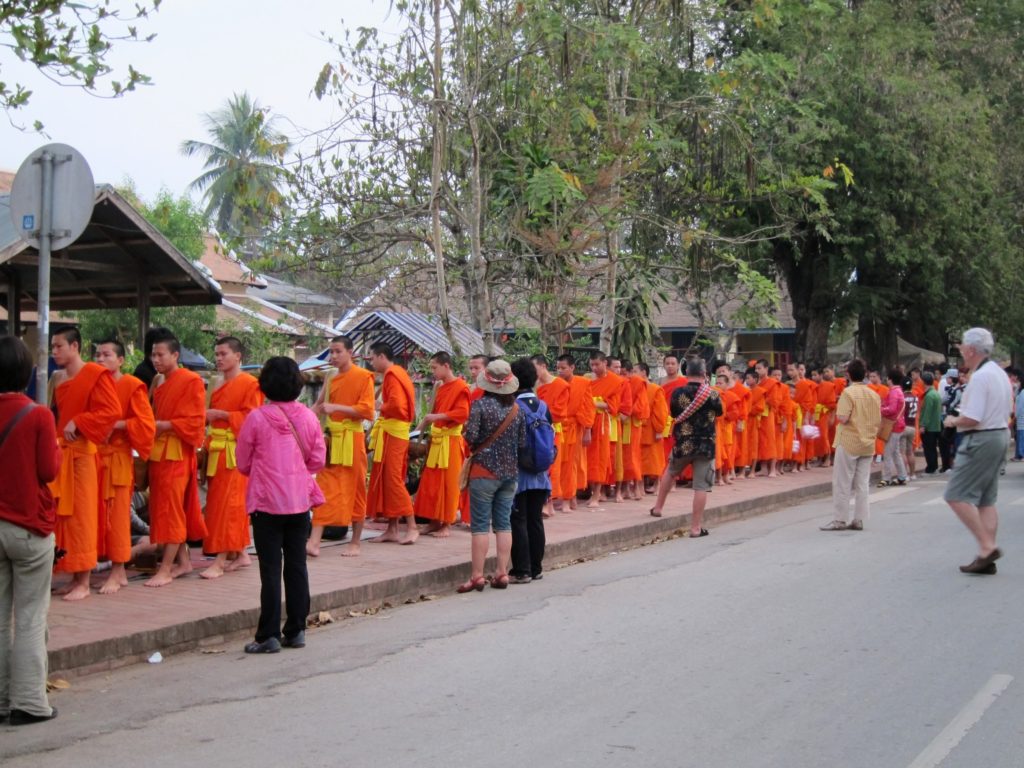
[9,143,95,251]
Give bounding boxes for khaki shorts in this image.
[943,430,1009,508]
[667,453,714,492]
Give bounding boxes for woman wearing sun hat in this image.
[457,360,526,592]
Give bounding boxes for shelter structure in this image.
[826,336,947,371]
[0,184,221,344]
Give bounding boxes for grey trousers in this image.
[0,519,54,717]
[832,446,872,524]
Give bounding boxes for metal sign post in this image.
[9,144,95,404]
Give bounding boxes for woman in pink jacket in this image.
[236,357,325,654]
[879,367,908,487]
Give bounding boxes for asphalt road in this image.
[4,466,1024,768]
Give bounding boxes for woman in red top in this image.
[0,336,62,725]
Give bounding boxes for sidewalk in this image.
[47,467,843,676]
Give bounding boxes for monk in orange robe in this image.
[533,355,570,514]
[729,370,752,479]
[659,354,685,465]
[867,371,890,458]
[555,354,594,509]
[94,338,155,595]
[910,368,926,449]
[790,364,817,470]
[200,337,262,579]
[608,357,633,500]
[713,369,741,484]
[814,367,838,466]
[753,359,779,476]
[48,327,120,601]
[623,363,649,499]
[637,363,667,488]
[367,342,418,544]
[310,335,376,556]
[414,352,471,537]
[586,353,622,507]
[148,331,208,588]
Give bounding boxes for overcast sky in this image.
[1,0,395,203]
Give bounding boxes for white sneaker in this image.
[819,520,848,531]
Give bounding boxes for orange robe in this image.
[537,377,570,498]
[641,382,668,477]
[815,381,838,458]
[611,377,634,483]
[777,388,796,460]
[715,386,740,471]
[660,377,686,462]
[564,376,595,497]
[203,374,262,553]
[752,379,780,461]
[314,366,376,528]
[911,381,926,448]
[587,372,622,484]
[793,379,817,463]
[624,375,649,481]
[98,374,155,563]
[150,368,208,545]
[367,365,415,519]
[413,378,470,525]
[50,363,120,573]
[869,383,890,455]
[731,381,752,469]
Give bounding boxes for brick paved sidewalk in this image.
[46,467,842,676]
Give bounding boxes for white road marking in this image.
[924,497,947,507]
[906,674,1013,768]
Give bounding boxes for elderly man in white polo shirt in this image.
[943,327,1013,575]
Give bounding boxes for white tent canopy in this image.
[827,336,947,370]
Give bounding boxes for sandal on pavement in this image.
[649,508,662,518]
[489,574,510,589]
[689,528,709,538]
[456,577,487,593]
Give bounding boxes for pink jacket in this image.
[881,386,906,433]
[236,401,326,515]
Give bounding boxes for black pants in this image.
[922,431,940,473]
[251,511,311,642]
[511,489,548,579]
[939,427,957,470]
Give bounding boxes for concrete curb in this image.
[49,477,838,676]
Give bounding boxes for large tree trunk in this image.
[775,236,834,365]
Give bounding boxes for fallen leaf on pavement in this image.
[46,678,70,692]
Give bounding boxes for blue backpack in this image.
[518,396,557,473]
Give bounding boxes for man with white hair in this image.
[943,327,1013,575]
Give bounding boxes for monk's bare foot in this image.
[649,508,662,517]
[767,472,778,478]
[306,543,321,557]
[169,561,193,579]
[200,564,225,580]
[145,570,174,588]
[62,582,91,601]
[54,582,74,596]
[373,530,401,543]
[224,552,252,572]
[427,525,451,538]
[542,508,554,519]
[421,521,442,535]
[341,542,361,557]
[569,499,577,510]
[98,572,128,595]
[399,529,419,545]
[587,500,600,509]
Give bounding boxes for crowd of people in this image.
[1,324,1018,724]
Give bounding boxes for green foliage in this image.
[0,1,159,128]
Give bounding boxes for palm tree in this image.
[181,92,291,240]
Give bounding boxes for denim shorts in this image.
[468,476,517,534]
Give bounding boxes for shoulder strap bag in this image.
[458,403,519,491]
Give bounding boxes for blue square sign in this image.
[22,214,34,230]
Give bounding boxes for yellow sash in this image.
[621,418,632,444]
[51,438,97,517]
[369,418,411,463]
[206,427,236,477]
[594,397,618,442]
[426,424,463,469]
[98,447,133,498]
[553,422,563,435]
[151,432,184,462]
[327,419,365,467]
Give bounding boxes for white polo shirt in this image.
[958,361,1013,430]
